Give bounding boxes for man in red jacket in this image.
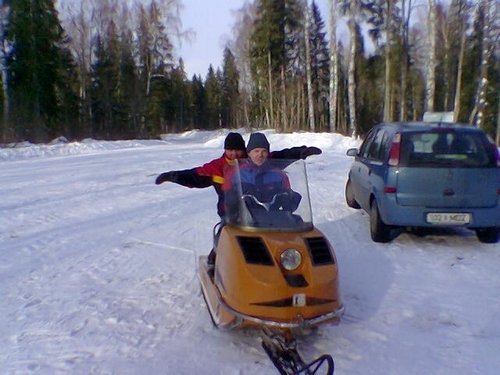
[155,132,321,218]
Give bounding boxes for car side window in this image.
[359,129,377,158]
[379,132,391,161]
[366,129,387,162]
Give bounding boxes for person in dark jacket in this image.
[155,132,321,218]
[223,133,302,223]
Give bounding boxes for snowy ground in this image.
[1,130,499,375]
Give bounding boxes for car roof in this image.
[378,122,482,133]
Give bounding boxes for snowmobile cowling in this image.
[198,159,343,331]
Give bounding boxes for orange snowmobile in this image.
[198,159,343,374]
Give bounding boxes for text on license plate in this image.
[426,213,471,225]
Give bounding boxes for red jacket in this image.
[196,153,236,186]
[195,153,237,217]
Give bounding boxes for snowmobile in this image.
[198,159,343,375]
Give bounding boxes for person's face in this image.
[248,148,269,166]
[225,149,246,160]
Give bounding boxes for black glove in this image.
[272,191,302,211]
[155,171,178,185]
[300,146,322,159]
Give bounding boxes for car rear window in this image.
[399,131,496,168]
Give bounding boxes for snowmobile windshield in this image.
[223,159,313,231]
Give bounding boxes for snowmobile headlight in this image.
[281,249,302,271]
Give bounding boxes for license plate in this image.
[426,213,470,225]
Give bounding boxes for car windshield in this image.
[399,130,496,168]
[223,159,313,231]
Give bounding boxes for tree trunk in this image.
[303,0,315,132]
[280,64,287,131]
[267,51,274,128]
[469,0,493,129]
[328,0,338,132]
[400,0,412,121]
[453,18,466,122]
[440,14,451,111]
[347,8,357,137]
[425,0,437,113]
[383,0,394,121]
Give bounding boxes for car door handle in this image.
[443,188,455,196]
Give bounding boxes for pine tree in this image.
[164,63,189,133]
[309,1,329,131]
[204,65,222,129]
[90,26,121,139]
[117,28,140,138]
[191,74,206,129]
[6,0,78,142]
[250,0,303,130]
[221,47,240,128]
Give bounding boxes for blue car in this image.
[345,122,500,243]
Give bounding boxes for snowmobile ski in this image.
[261,329,334,375]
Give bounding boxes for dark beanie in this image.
[246,132,270,153]
[224,132,245,150]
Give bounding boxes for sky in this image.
[1,130,499,374]
[177,0,331,78]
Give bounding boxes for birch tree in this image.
[62,1,96,135]
[328,0,338,132]
[347,1,359,136]
[450,0,472,122]
[230,2,257,129]
[303,0,315,131]
[469,0,496,129]
[399,0,414,121]
[383,0,396,121]
[425,0,437,113]
[136,1,175,96]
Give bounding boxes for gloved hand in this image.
[300,146,322,159]
[155,171,178,185]
[270,192,289,210]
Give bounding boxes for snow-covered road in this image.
[1,131,499,374]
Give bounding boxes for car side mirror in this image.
[346,148,358,157]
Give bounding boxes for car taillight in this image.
[388,133,401,166]
[384,186,397,193]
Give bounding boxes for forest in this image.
[0,0,498,144]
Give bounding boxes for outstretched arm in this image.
[155,168,212,188]
[270,146,322,160]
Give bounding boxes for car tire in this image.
[345,179,360,209]
[475,227,500,243]
[370,199,392,243]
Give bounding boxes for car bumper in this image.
[379,195,500,228]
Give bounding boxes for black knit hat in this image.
[246,132,270,153]
[224,132,245,150]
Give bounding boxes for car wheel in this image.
[475,227,500,243]
[370,199,392,243]
[345,179,360,209]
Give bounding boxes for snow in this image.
[1,129,499,375]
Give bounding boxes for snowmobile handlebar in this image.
[241,193,289,212]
